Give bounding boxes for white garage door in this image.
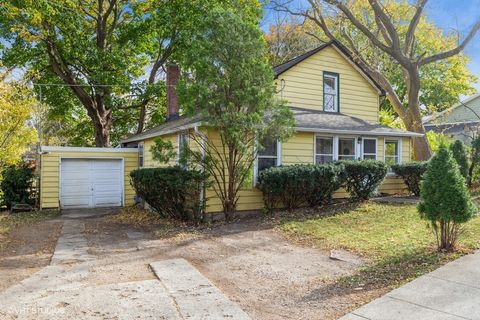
[60,158,123,209]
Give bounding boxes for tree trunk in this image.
[402,67,432,161]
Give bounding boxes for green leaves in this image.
[391,161,429,196]
[343,160,388,201]
[418,145,476,250]
[175,4,294,217]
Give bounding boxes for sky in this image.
[262,0,480,93]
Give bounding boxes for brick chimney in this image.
[166,64,180,121]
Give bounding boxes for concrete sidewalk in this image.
[339,251,480,320]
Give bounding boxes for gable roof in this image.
[424,94,480,125]
[273,40,385,95]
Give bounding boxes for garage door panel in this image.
[93,195,122,207]
[60,158,123,209]
[61,196,92,208]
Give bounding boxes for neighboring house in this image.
[424,94,480,145]
[39,40,421,212]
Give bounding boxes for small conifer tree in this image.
[418,145,476,251]
[449,140,469,181]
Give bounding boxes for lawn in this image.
[281,202,480,288]
[0,210,59,250]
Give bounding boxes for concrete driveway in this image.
[0,209,249,320]
[340,251,480,320]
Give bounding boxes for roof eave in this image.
[294,126,423,137]
[121,121,202,143]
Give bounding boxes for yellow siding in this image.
[201,130,411,213]
[143,134,178,168]
[276,46,379,122]
[40,150,138,209]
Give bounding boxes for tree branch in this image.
[405,0,428,55]
[420,19,480,65]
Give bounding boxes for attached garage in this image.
[40,146,139,209]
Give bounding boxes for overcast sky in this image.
[263,0,480,94]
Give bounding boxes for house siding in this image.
[275,46,379,122]
[40,150,138,209]
[202,130,410,213]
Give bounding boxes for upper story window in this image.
[178,132,188,168]
[385,139,400,166]
[138,142,144,168]
[362,138,377,160]
[257,137,280,172]
[315,136,334,164]
[338,138,355,160]
[323,72,339,112]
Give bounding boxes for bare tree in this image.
[273,0,480,160]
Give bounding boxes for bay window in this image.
[385,140,400,166]
[315,137,334,164]
[362,138,377,160]
[338,138,355,160]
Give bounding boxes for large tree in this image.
[178,6,294,220]
[0,0,217,146]
[273,0,480,160]
[0,73,37,166]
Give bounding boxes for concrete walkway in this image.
[0,210,250,320]
[340,251,480,320]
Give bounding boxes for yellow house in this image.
[120,41,422,213]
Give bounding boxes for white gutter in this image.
[294,127,424,137]
[121,121,203,143]
[40,146,139,153]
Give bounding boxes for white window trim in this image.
[384,138,402,175]
[314,135,335,164]
[337,136,357,161]
[323,73,339,112]
[254,140,281,186]
[361,137,378,160]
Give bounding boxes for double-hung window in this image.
[138,142,144,168]
[315,137,334,164]
[385,140,400,166]
[323,72,339,112]
[362,138,377,160]
[257,137,279,172]
[338,138,355,160]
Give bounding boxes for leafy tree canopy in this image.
[268,0,477,117]
[0,75,37,166]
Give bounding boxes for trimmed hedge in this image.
[257,163,347,211]
[343,160,387,201]
[130,166,207,221]
[391,161,428,196]
[1,163,35,209]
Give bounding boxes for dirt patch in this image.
[0,220,62,292]
[81,211,370,320]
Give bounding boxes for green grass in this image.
[0,210,60,250]
[281,203,480,288]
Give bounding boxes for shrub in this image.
[1,163,35,209]
[391,161,429,196]
[418,145,476,251]
[257,163,346,211]
[130,166,208,221]
[449,140,469,181]
[343,160,387,201]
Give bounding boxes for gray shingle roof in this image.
[121,107,421,143]
[121,114,203,143]
[290,107,422,137]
